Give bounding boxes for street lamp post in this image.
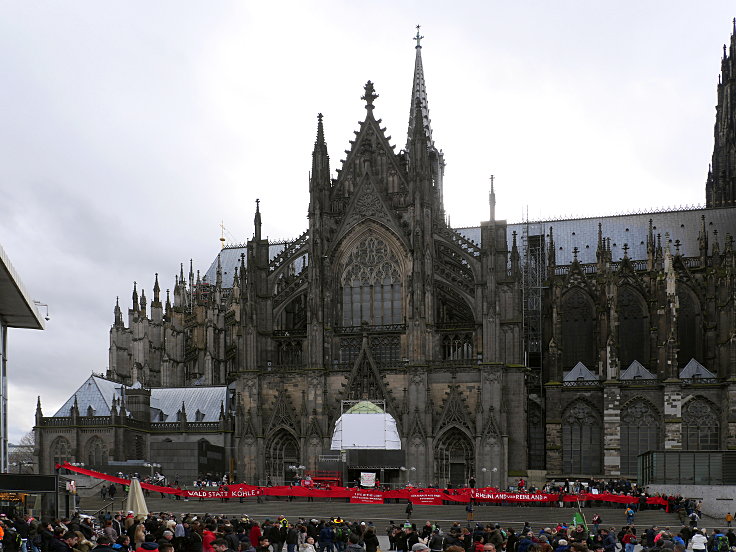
[143,462,161,479]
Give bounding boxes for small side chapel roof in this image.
[679,358,716,379]
[54,375,124,417]
[619,360,656,380]
[53,375,229,422]
[563,362,599,382]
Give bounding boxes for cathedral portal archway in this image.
[434,426,474,487]
[561,400,601,475]
[265,429,300,485]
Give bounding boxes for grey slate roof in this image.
[563,362,599,382]
[203,243,289,288]
[203,208,735,290]
[619,360,656,380]
[456,206,736,266]
[53,375,229,422]
[679,358,716,379]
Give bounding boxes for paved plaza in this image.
[80,496,686,529]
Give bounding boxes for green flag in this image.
[572,511,587,530]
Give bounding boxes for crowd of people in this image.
[1,500,734,552]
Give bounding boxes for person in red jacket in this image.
[202,525,217,552]
[249,524,262,549]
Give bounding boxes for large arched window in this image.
[562,401,601,475]
[341,236,402,326]
[677,289,702,368]
[618,287,649,367]
[86,436,107,468]
[527,401,545,470]
[561,289,596,370]
[435,427,474,487]
[265,430,300,485]
[682,397,719,450]
[620,399,659,476]
[51,437,72,470]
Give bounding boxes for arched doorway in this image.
[265,429,300,485]
[435,427,474,487]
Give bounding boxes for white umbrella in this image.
[125,477,149,517]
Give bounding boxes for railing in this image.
[335,324,406,335]
[681,377,719,385]
[273,329,307,338]
[562,379,601,387]
[261,363,307,372]
[552,256,700,277]
[434,322,476,331]
[618,378,660,386]
[41,417,72,426]
[330,359,409,370]
[427,358,479,368]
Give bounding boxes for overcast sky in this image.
[1,1,733,444]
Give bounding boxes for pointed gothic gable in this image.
[306,416,323,438]
[482,409,501,439]
[333,110,408,200]
[564,262,597,295]
[331,173,407,252]
[620,360,656,380]
[563,362,599,382]
[679,358,716,379]
[435,384,472,434]
[241,408,257,437]
[266,389,297,434]
[408,407,426,438]
[344,337,397,412]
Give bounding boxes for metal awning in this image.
[0,243,44,329]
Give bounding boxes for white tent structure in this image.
[330,400,401,450]
[125,477,149,517]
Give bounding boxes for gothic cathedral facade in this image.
[100,38,525,487]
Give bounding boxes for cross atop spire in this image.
[414,24,423,49]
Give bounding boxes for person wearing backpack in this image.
[707,529,729,552]
[625,507,635,526]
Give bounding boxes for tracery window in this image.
[561,289,596,370]
[677,289,702,367]
[442,333,474,360]
[527,401,545,470]
[620,399,659,476]
[618,287,649,368]
[341,236,402,326]
[562,401,601,475]
[276,340,303,366]
[682,397,719,450]
[51,437,72,469]
[86,436,107,468]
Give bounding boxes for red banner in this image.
[409,492,445,505]
[350,490,384,504]
[56,463,668,506]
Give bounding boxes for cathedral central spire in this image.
[406,25,434,150]
[405,26,445,214]
[706,19,736,207]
